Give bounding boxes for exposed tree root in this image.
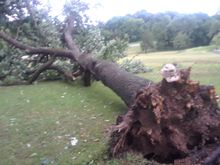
[109,68,220,164]
[203,145,220,165]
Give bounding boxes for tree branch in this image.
[0,74,7,80]
[0,30,32,50]
[28,56,56,84]
[47,65,78,81]
[0,31,76,60]
[63,17,81,59]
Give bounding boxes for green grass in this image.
[125,42,142,55]
[0,44,220,164]
[126,44,220,100]
[0,81,127,165]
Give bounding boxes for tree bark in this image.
[80,56,152,106]
[28,56,56,84]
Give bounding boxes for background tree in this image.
[103,16,145,42]
[103,11,220,51]
[140,30,154,52]
[207,16,220,41]
[211,32,220,46]
[173,32,192,49]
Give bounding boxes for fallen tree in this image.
[1,16,220,165]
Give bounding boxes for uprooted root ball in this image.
[109,68,220,164]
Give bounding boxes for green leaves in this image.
[104,16,145,42]
[173,32,192,50]
[99,38,128,62]
[211,32,220,46]
[0,0,64,84]
[103,11,220,51]
[75,27,128,62]
[120,59,152,74]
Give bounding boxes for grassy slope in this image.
[0,44,220,165]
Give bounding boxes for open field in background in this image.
[126,43,220,102]
[0,43,219,164]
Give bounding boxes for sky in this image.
[43,0,220,22]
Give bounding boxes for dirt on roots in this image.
[109,68,220,164]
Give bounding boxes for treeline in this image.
[101,10,220,51]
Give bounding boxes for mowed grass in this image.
[126,44,220,102]
[0,44,220,165]
[0,82,127,165]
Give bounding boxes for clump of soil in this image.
[109,68,220,164]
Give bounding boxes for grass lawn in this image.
[126,44,220,100]
[0,81,128,165]
[0,44,220,164]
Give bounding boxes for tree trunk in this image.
[77,54,152,106]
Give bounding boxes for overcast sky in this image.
[43,0,220,22]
